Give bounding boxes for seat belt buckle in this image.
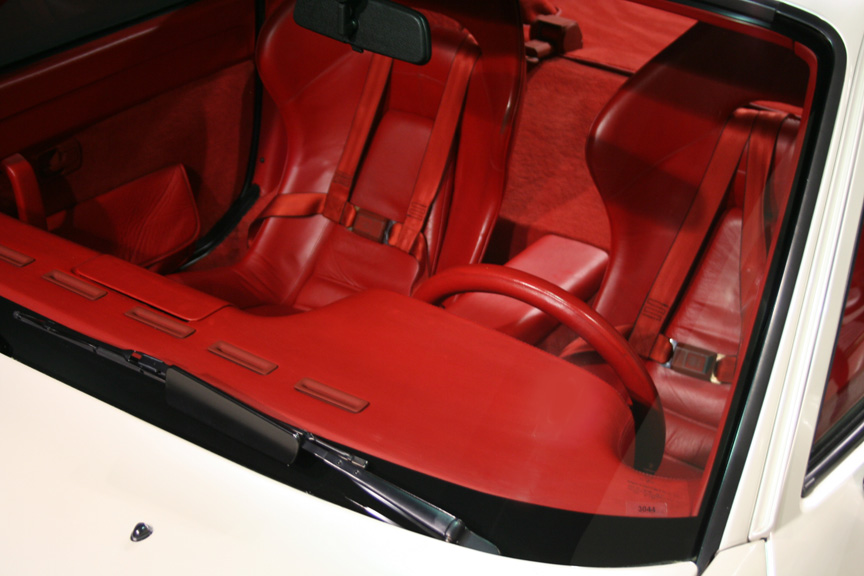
[665,339,727,385]
[346,206,395,244]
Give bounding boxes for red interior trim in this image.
[42,269,106,301]
[0,243,33,267]
[208,341,279,375]
[0,0,254,158]
[295,378,370,414]
[125,307,196,339]
[75,255,228,322]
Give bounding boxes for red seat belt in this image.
[257,192,328,221]
[391,37,479,253]
[628,109,759,358]
[255,54,393,226]
[564,110,790,383]
[321,54,394,222]
[740,110,790,314]
[631,109,789,385]
[255,38,479,260]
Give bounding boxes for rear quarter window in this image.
[808,226,864,487]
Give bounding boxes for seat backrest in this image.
[207,1,523,313]
[647,111,800,473]
[258,7,468,263]
[586,22,810,327]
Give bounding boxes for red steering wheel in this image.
[414,264,665,473]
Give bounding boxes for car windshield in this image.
[0,0,831,567]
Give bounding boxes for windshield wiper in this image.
[303,435,498,552]
[166,367,500,555]
[14,310,500,555]
[14,311,167,380]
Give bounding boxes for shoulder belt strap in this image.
[321,54,394,222]
[253,54,393,226]
[628,108,759,357]
[254,38,479,261]
[634,109,789,381]
[391,36,480,253]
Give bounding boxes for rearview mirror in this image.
[294,0,431,65]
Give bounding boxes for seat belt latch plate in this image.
[347,206,395,244]
[665,339,726,385]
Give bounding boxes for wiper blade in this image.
[165,367,302,465]
[14,311,167,380]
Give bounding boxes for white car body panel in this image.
[3,0,864,574]
[769,441,864,575]
[756,18,864,568]
[702,542,766,576]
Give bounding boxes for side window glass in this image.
[810,226,864,477]
[0,0,190,71]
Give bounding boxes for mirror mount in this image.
[295,0,432,65]
[335,0,360,41]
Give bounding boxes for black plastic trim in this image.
[805,403,864,493]
[294,0,432,65]
[702,0,777,23]
[166,367,301,464]
[693,4,847,573]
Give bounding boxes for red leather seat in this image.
[173,2,523,315]
[579,23,810,475]
[644,115,800,473]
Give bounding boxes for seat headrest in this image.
[587,22,809,199]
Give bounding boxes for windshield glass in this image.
[0,0,827,567]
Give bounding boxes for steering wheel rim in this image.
[414,264,665,473]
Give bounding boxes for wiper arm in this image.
[303,435,500,554]
[14,311,167,380]
[14,310,499,554]
[165,367,499,554]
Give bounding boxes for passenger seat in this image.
[173,2,523,315]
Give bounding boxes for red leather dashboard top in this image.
[0,213,698,516]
